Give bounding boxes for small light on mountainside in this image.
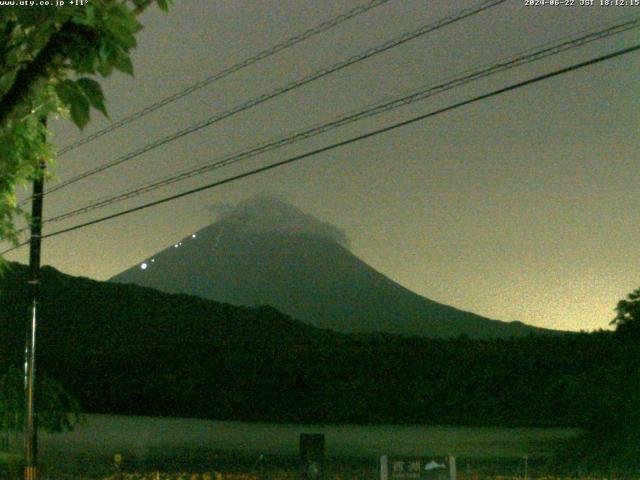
[192,234,196,238]
[140,263,148,270]
[174,244,179,248]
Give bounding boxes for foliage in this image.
[0,0,171,254]
[0,365,81,434]
[0,451,23,480]
[610,287,640,338]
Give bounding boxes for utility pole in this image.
[24,136,45,480]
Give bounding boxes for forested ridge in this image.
[0,262,636,431]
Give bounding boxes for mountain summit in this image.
[110,197,555,338]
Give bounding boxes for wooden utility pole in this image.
[24,151,45,480]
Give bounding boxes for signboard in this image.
[391,459,423,480]
[380,455,453,480]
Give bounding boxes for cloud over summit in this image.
[210,196,349,246]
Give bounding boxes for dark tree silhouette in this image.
[611,287,640,338]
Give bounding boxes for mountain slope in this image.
[0,262,340,421]
[110,200,557,339]
[0,262,605,427]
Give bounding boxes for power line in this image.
[56,0,393,157]
[3,42,638,256]
[38,16,640,226]
[39,0,507,199]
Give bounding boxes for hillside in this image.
[110,198,559,339]
[0,262,622,428]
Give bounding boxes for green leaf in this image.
[85,3,96,24]
[96,41,114,76]
[112,51,134,76]
[108,3,142,33]
[109,22,137,49]
[77,78,108,118]
[54,80,90,130]
[70,94,90,130]
[74,45,99,73]
[156,0,170,12]
[53,79,77,108]
[0,72,16,97]
[70,15,93,27]
[96,61,113,77]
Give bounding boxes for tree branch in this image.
[0,1,154,130]
[0,24,68,129]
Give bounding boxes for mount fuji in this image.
[110,197,557,338]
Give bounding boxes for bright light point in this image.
[151,259,155,263]
[141,263,148,270]
[192,234,196,238]
[174,244,179,248]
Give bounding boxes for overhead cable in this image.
[39,16,640,225]
[3,42,638,255]
[40,0,507,198]
[56,0,394,156]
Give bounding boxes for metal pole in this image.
[24,149,45,480]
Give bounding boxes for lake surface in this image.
[38,413,580,463]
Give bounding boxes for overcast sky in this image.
[5,0,639,332]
